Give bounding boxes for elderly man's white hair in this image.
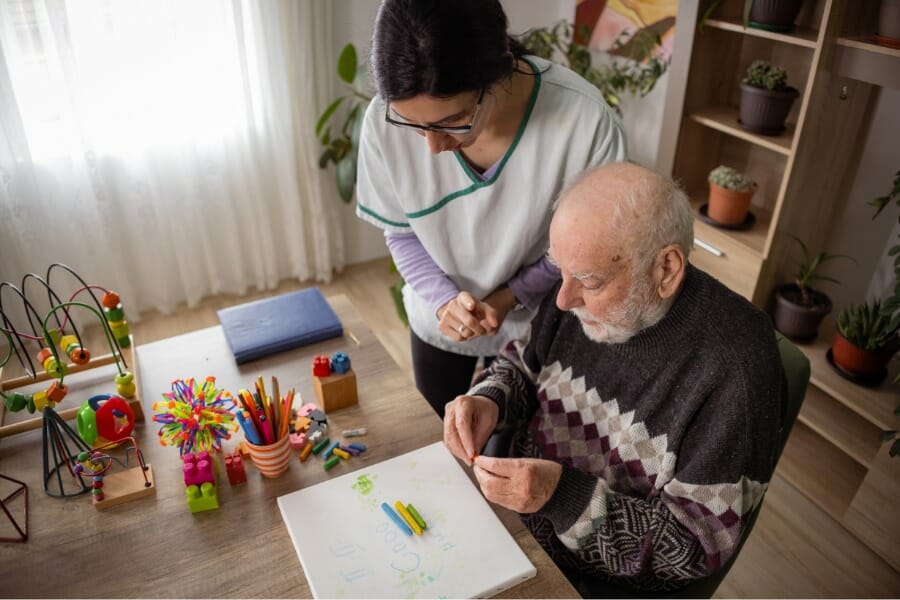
[554,162,694,274]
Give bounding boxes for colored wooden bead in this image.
[59,335,78,351]
[104,304,124,322]
[36,348,53,364]
[116,382,136,398]
[117,336,131,348]
[110,322,129,338]
[101,291,120,309]
[4,392,27,412]
[115,372,134,386]
[47,381,68,403]
[32,390,51,412]
[48,329,62,345]
[69,347,91,364]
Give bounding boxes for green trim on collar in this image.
[406,57,543,220]
[357,202,411,228]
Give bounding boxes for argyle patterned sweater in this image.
[470,266,785,592]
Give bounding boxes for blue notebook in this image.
[217,287,343,364]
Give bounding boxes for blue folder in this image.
[217,287,343,364]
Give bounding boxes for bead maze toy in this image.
[152,377,238,456]
[0,264,145,497]
[71,436,155,510]
[0,264,145,440]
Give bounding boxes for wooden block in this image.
[93,464,156,511]
[313,369,358,413]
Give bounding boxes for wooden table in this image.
[0,295,577,598]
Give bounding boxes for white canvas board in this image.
[277,442,536,598]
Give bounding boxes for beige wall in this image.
[817,86,900,338]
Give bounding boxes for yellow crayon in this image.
[333,448,351,460]
[395,500,423,535]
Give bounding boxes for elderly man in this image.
[443,162,785,594]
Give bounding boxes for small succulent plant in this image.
[836,301,900,353]
[708,165,757,192]
[743,59,789,91]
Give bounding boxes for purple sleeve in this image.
[507,257,561,311]
[384,231,459,316]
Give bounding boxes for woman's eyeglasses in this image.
[385,88,485,135]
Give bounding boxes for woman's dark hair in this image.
[370,0,529,101]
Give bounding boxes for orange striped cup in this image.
[245,435,292,478]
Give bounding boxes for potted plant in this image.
[700,1,805,33]
[706,165,757,226]
[773,235,854,342]
[830,170,900,382]
[876,0,900,48]
[832,301,899,380]
[739,60,799,135]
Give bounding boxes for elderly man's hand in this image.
[443,394,499,465]
[473,456,562,514]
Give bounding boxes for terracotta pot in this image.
[739,82,799,136]
[831,331,894,378]
[748,0,805,32]
[773,284,831,342]
[707,181,756,225]
[877,0,900,43]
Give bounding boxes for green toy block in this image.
[186,481,219,513]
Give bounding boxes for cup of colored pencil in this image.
[236,375,295,478]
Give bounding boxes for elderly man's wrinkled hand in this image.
[473,456,562,514]
[443,394,499,465]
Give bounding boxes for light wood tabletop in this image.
[0,294,577,598]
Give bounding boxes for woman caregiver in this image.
[356,0,626,417]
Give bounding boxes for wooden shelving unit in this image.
[662,0,900,571]
[705,18,819,48]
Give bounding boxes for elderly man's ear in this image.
[655,244,686,299]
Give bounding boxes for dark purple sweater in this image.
[470,266,785,591]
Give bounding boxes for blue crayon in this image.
[322,440,340,460]
[348,442,366,452]
[381,502,412,536]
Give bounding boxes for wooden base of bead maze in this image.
[0,335,145,439]
[93,464,155,511]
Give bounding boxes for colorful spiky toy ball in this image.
[152,377,237,455]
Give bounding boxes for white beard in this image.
[571,276,667,344]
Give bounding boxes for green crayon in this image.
[323,455,340,470]
[312,437,331,455]
[406,503,427,530]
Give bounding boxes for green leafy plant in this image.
[315,44,372,203]
[315,44,407,324]
[743,59,789,91]
[519,21,670,114]
[708,165,756,192]
[786,234,854,306]
[836,301,900,354]
[868,170,900,330]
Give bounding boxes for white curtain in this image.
[0,0,344,321]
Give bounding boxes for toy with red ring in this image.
[76,394,135,447]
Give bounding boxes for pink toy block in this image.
[289,432,308,450]
[224,451,247,485]
[183,451,215,487]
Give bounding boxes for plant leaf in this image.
[336,156,356,202]
[316,97,345,138]
[337,44,358,84]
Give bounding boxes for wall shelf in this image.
[797,384,881,469]
[837,36,900,58]
[689,196,771,257]
[835,37,900,89]
[794,338,899,431]
[778,421,866,519]
[689,107,794,156]
[705,18,819,48]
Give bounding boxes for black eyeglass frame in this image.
[384,88,486,135]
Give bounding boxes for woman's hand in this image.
[437,291,499,341]
[481,286,517,330]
